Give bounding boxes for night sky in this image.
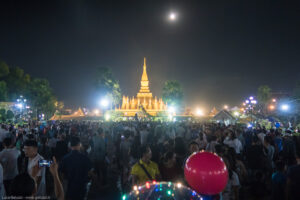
[1,0,300,111]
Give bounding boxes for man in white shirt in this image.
[0,137,20,194]
[23,140,46,196]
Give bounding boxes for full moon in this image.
[169,12,177,21]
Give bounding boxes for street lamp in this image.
[15,95,28,120]
[100,99,109,108]
[195,108,204,116]
[280,104,289,111]
[244,96,257,123]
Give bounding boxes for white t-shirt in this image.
[221,171,240,200]
[0,148,21,180]
[28,154,46,196]
[223,137,243,154]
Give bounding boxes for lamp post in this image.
[244,96,257,124]
[16,95,28,121]
[100,98,110,121]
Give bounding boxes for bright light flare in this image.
[269,105,275,110]
[195,109,204,116]
[100,99,109,108]
[93,109,99,115]
[272,98,276,103]
[169,12,177,21]
[281,104,289,111]
[16,103,23,109]
[104,113,111,121]
[168,106,176,113]
[224,105,229,110]
[177,182,182,188]
[234,111,240,117]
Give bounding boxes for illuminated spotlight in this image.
[100,99,109,108]
[145,182,150,189]
[196,109,204,116]
[234,111,240,117]
[272,98,276,102]
[177,182,182,188]
[223,105,229,109]
[133,185,138,191]
[249,96,254,100]
[247,123,253,128]
[281,104,289,111]
[269,105,275,110]
[251,100,257,104]
[168,106,175,113]
[16,103,23,109]
[169,12,177,21]
[104,113,110,121]
[93,109,99,115]
[122,195,126,200]
[245,100,249,104]
[242,103,246,106]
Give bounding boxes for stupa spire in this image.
[141,57,148,81]
[137,57,152,98]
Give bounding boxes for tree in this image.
[94,67,122,107]
[0,109,6,121]
[257,85,272,115]
[0,81,8,101]
[5,67,31,100]
[257,85,272,104]
[0,61,9,78]
[162,80,183,107]
[6,110,14,120]
[28,78,56,119]
[292,81,300,100]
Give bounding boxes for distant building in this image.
[116,58,167,116]
[213,109,236,125]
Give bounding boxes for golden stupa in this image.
[116,58,167,116]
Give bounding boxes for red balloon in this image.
[184,151,228,195]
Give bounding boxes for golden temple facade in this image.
[117,58,167,116]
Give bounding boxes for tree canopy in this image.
[0,60,57,119]
[94,67,122,106]
[257,85,272,104]
[162,80,183,107]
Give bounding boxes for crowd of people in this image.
[0,120,299,200]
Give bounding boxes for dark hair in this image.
[275,160,285,171]
[27,134,35,140]
[189,141,199,148]
[164,151,175,162]
[252,136,260,144]
[124,130,131,139]
[140,145,150,158]
[97,127,104,135]
[70,136,80,147]
[215,144,224,155]
[3,137,12,147]
[24,140,38,147]
[10,173,35,197]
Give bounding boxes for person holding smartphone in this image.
[23,140,46,196]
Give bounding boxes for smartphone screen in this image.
[38,159,53,167]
